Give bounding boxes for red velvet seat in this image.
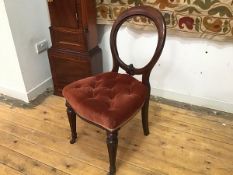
[63,72,147,131]
[63,6,166,175]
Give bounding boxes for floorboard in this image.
[0,95,232,175]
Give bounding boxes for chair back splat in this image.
[63,5,166,175]
[110,6,166,89]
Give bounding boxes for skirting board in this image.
[151,88,233,114]
[27,77,53,102]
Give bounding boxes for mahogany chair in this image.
[62,6,166,175]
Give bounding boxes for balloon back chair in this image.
[62,5,166,175]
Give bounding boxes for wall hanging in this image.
[96,0,233,41]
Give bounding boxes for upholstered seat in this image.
[63,72,147,131]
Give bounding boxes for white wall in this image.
[1,0,233,112]
[0,0,28,101]
[98,25,233,113]
[3,0,52,102]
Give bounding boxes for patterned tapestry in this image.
[96,0,233,41]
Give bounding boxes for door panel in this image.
[48,0,79,29]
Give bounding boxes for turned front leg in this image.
[106,131,118,175]
[66,102,77,144]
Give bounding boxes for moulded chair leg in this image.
[106,131,118,175]
[141,99,150,136]
[66,102,77,144]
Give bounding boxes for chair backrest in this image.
[110,6,166,90]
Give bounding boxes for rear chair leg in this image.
[106,131,118,175]
[66,102,77,144]
[141,99,150,136]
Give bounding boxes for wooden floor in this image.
[0,95,232,175]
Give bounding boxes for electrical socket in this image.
[35,40,48,54]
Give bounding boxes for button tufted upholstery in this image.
[63,72,148,131]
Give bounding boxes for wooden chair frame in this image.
[65,6,166,175]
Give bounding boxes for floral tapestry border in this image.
[96,0,233,41]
